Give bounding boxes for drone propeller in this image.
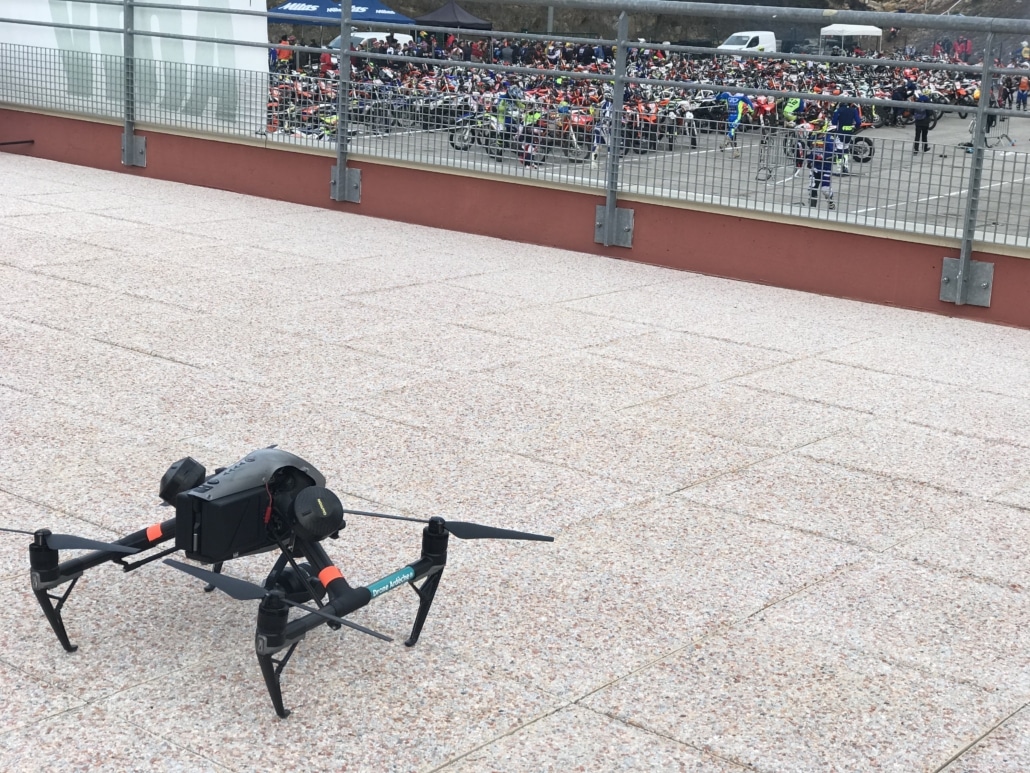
[163,559,392,642]
[340,509,554,542]
[0,527,139,554]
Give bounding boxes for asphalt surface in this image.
[268,108,1030,245]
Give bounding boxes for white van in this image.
[718,31,778,53]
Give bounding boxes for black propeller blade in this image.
[340,509,554,542]
[0,527,139,554]
[163,559,392,642]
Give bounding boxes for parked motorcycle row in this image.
[264,48,1001,165]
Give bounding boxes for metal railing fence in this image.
[3,0,1030,307]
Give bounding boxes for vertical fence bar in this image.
[951,31,995,305]
[120,0,144,166]
[331,2,358,202]
[599,11,629,247]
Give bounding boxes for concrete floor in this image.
[1,151,1029,772]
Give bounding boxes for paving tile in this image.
[509,407,772,495]
[633,383,871,451]
[1,209,134,236]
[889,499,1030,589]
[800,419,1030,497]
[439,705,747,772]
[0,659,84,734]
[0,572,251,703]
[466,305,654,348]
[348,249,514,281]
[899,387,1030,449]
[943,706,1030,773]
[431,498,864,698]
[681,454,965,551]
[992,478,1030,510]
[265,294,412,344]
[825,335,1030,399]
[0,228,128,268]
[96,644,562,772]
[732,357,954,417]
[449,262,675,304]
[75,222,222,255]
[348,280,533,323]
[349,371,592,447]
[0,323,287,441]
[345,319,561,373]
[561,280,735,330]
[0,195,67,218]
[0,705,229,772]
[482,350,700,410]
[17,189,146,213]
[583,623,1015,772]
[685,308,876,354]
[759,555,1030,697]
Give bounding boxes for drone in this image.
[2,446,553,718]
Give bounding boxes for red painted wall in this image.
[3,108,1028,328]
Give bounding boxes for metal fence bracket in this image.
[330,165,361,204]
[940,257,993,307]
[594,205,634,248]
[121,132,146,167]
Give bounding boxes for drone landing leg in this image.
[254,591,300,719]
[257,642,298,719]
[33,579,80,653]
[405,569,444,647]
[203,562,224,593]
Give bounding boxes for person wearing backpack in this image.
[910,92,933,154]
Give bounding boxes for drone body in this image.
[7,446,553,718]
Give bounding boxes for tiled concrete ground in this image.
[1,151,1029,772]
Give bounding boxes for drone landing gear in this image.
[25,520,176,653]
[203,562,223,593]
[33,580,81,653]
[405,569,443,648]
[255,592,299,719]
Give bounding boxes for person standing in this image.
[1017,74,1029,111]
[806,138,835,210]
[910,92,932,154]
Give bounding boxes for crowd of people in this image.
[265,28,1030,180]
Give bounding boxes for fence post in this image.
[942,31,995,307]
[595,11,633,248]
[331,2,360,203]
[120,0,145,167]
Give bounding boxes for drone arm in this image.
[50,518,177,581]
[30,518,177,653]
[278,537,372,642]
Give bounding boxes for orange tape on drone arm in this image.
[318,566,344,586]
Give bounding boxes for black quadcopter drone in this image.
[3,446,553,717]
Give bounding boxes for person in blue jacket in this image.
[715,91,754,158]
[806,138,836,210]
[831,100,862,174]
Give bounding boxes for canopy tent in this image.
[414,1,491,30]
[819,24,882,52]
[269,0,414,26]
